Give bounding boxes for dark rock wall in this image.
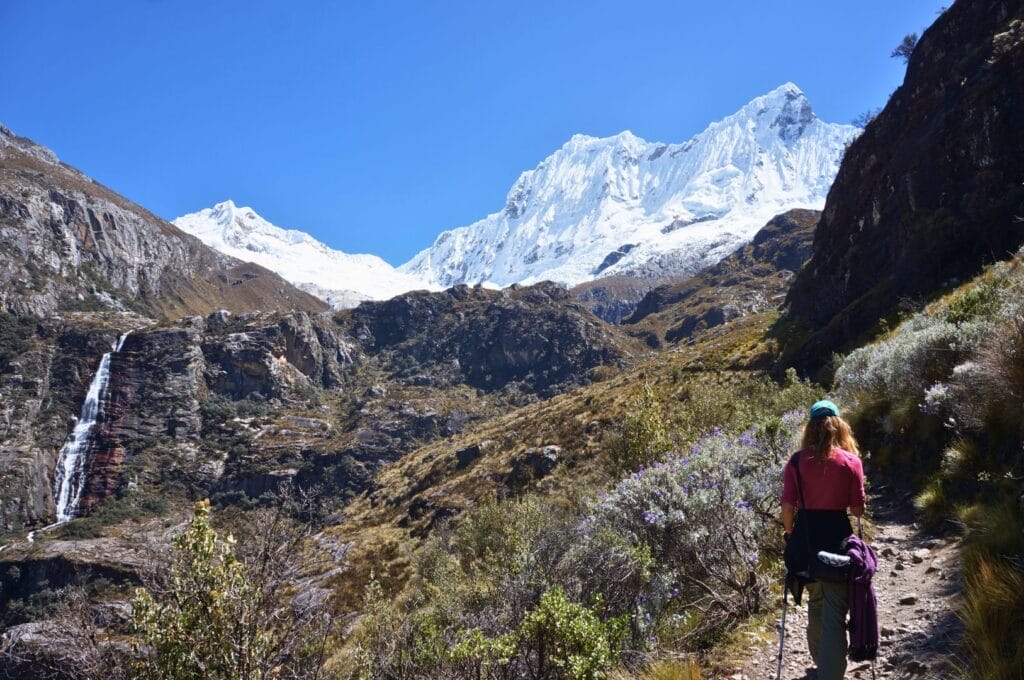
[345,282,628,396]
[784,0,1024,370]
[0,311,357,529]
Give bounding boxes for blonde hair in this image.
[801,415,860,460]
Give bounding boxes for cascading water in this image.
[51,332,130,524]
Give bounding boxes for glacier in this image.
[400,83,859,288]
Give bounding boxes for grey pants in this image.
[806,580,848,679]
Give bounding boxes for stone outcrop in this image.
[0,313,143,533]
[570,275,673,324]
[344,281,628,397]
[783,0,1024,371]
[0,310,359,530]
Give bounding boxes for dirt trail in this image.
[731,488,964,679]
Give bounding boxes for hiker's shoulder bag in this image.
[783,452,852,583]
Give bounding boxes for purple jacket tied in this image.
[843,534,878,661]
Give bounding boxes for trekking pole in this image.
[776,578,788,680]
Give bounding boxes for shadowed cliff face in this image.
[67,312,358,517]
[783,0,1024,372]
[0,125,327,320]
[343,281,629,398]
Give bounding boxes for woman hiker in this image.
[780,400,866,680]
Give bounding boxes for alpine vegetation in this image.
[833,250,1024,678]
[346,415,804,678]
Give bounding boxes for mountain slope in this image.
[0,126,327,320]
[174,201,432,308]
[624,208,819,346]
[400,83,857,289]
[782,0,1024,372]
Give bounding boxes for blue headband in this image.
[810,399,840,419]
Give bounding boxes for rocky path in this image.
[732,491,963,679]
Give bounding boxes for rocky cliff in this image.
[0,311,352,534]
[0,280,631,537]
[341,281,629,398]
[783,0,1024,371]
[0,125,327,320]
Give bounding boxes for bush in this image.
[606,383,672,475]
[129,499,334,679]
[518,586,627,679]
[582,419,800,645]
[835,313,985,411]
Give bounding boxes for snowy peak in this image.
[173,202,431,308]
[175,84,856,307]
[187,200,330,255]
[710,82,815,143]
[400,84,858,289]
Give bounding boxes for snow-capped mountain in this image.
[400,83,859,288]
[173,201,431,308]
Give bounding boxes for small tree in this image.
[891,32,918,64]
[131,500,267,678]
[131,497,335,679]
[518,587,627,680]
[852,108,881,128]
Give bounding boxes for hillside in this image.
[0,126,327,321]
[2,1,1024,677]
[624,209,819,347]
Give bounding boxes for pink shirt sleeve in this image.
[781,461,798,506]
[849,455,866,508]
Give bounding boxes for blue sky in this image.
[1,0,945,264]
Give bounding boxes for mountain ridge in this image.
[399,83,857,289]
[173,200,433,309]
[0,125,327,320]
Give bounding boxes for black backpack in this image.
[783,452,854,597]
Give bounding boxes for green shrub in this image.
[130,499,333,679]
[606,383,671,475]
[945,279,1006,326]
[518,586,627,679]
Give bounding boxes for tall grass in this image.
[958,502,1024,680]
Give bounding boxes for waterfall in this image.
[51,332,130,524]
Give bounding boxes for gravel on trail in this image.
[730,491,963,679]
